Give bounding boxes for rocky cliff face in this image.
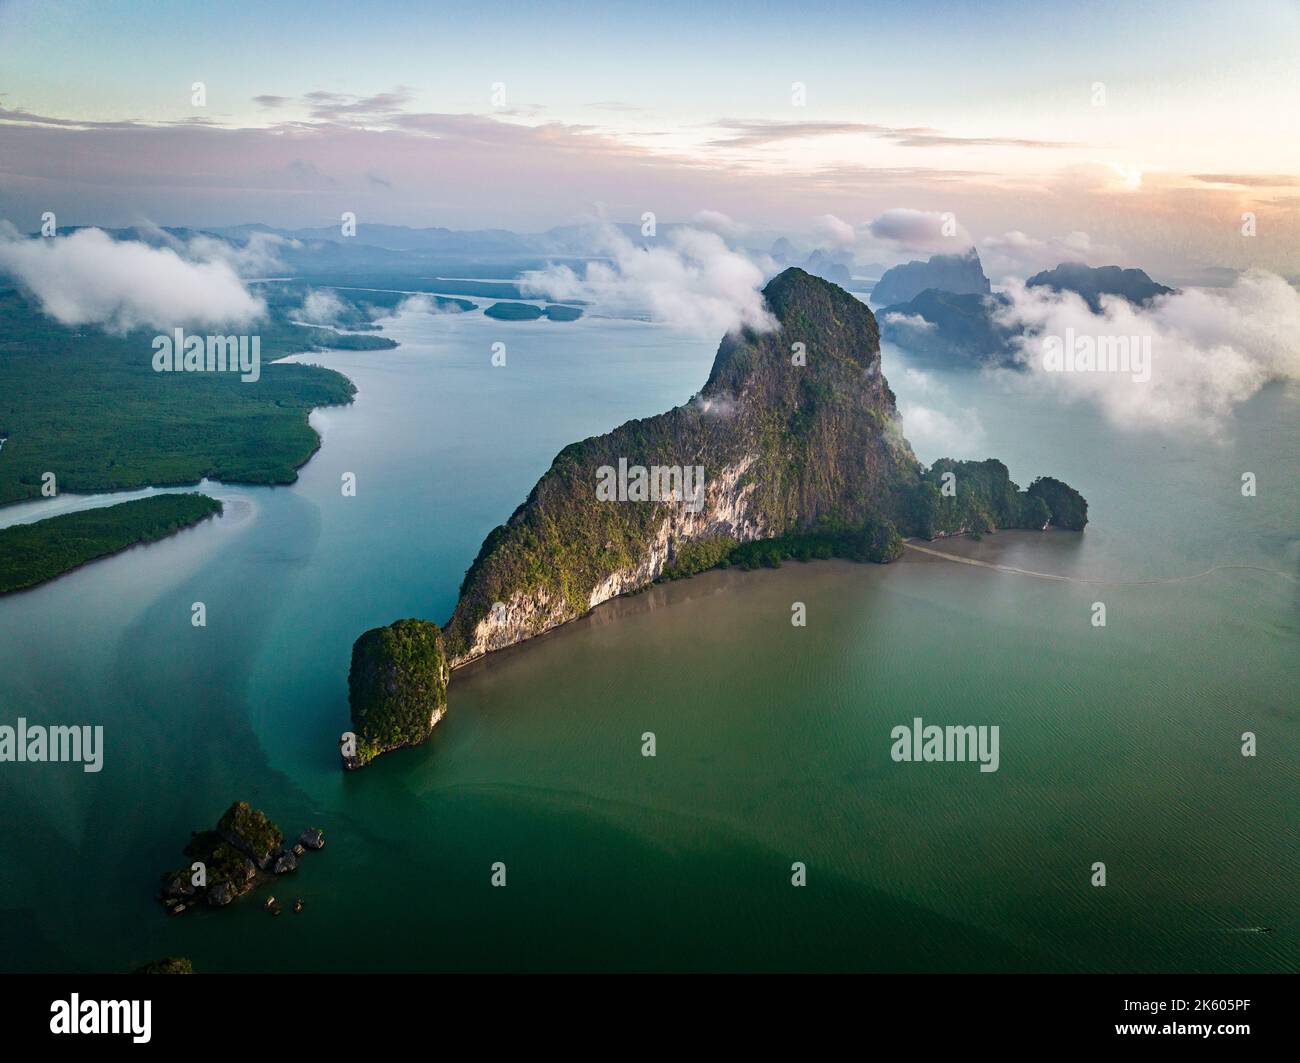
[442,268,921,666]
[343,268,1087,766]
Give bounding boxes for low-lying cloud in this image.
[996,270,1300,434]
[898,400,986,459]
[811,213,857,249]
[881,311,936,334]
[521,224,775,335]
[978,229,1120,282]
[690,210,747,241]
[185,230,295,277]
[395,293,456,315]
[297,289,346,325]
[0,227,265,332]
[890,364,987,458]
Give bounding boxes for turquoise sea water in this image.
[0,308,1295,972]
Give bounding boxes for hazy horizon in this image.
[2,0,1298,280]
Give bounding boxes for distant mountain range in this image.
[38,226,1178,366]
[879,253,1176,369]
[1024,262,1173,312]
[878,289,1019,368]
[871,248,991,307]
[41,221,895,290]
[766,239,879,289]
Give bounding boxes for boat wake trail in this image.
[901,542,1299,588]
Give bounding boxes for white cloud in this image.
[521,224,776,335]
[690,210,747,241]
[1055,162,1147,195]
[995,270,1300,434]
[0,226,265,332]
[297,289,346,325]
[691,393,740,418]
[898,400,986,458]
[186,230,296,276]
[868,208,971,253]
[811,213,857,249]
[978,229,1120,282]
[881,311,936,333]
[395,293,456,315]
[902,367,936,391]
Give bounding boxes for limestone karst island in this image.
[342,269,1087,769]
[5,0,1297,1022]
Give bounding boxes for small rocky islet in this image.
[158,801,323,915]
[341,618,448,770]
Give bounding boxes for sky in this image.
[1,0,1298,277]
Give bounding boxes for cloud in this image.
[1190,174,1300,188]
[690,210,746,240]
[0,103,138,130]
[901,367,936,391]
[888,358,985,457]
[5,93,1296,279]
[0,227,264,332]
[300,88,416,124]
[394,293,459,315]
[881,312,936,333]
[586,101,648,114]
[994,270,1300,434]
[520,224,776,335]
[1055,162,1146,195]
[898,400,986,458]
[297,289,346,325]
[868,208,971,253]
[978,230,1120,281]
[287,159,335,188]
[691,393,740,418]
[185,229,295,276]
[707,119,1076,151]
[811,213,857,249]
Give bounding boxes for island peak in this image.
[343,272,1087,766]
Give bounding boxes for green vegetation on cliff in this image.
[443,268,923,664]
[159,801,290,910]
[0,493,222,594]
[216,800,283,868]
[347,268,1088,765]
[905,459,1054,539]
[441,270,1088,667]
[662,518,904,577]
[346,618,449,768]
[1027,476,1089,530]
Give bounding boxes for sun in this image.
[1108,163,1144,191]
